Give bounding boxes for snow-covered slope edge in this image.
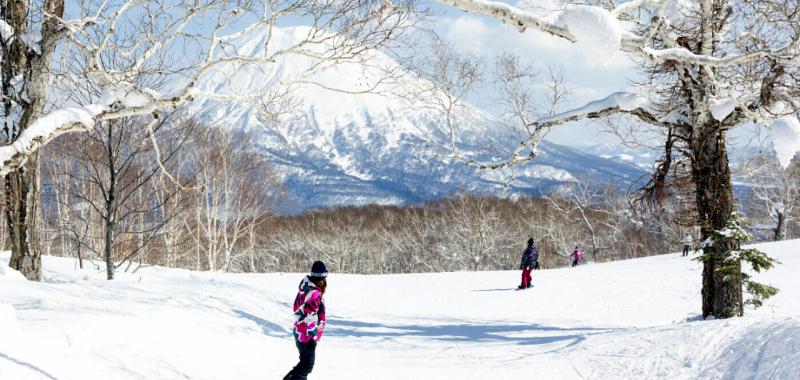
[184,27,645,212]
[1,240,798,379]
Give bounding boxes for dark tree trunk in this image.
[77,240,84,270]
[692,129,742,319]
[104,214,115,280]
[103,123,118,280]
[3,0,64,281]
[5,159,41,281]
[774,210,785,241]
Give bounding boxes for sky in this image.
[58,0,637,147]
[425,0,765,152]
[428,0,640,147]
[57,0,760,151]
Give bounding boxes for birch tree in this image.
[1,0,417,280]
[740,154,800,241]
[437,0,799,318]
[188,126,274,272]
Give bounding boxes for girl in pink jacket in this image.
[570,247,582,267]
[284,261,327,380]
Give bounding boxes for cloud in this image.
[433,10,640,146]
[442,14,570,56]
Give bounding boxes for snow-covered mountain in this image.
[185,27,645,212]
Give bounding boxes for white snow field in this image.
[1,241,799,380]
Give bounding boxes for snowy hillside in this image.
[2,241,799,379]
[184,27,645,212]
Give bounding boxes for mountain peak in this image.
[185,27,645,213]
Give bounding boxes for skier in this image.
[284,261,328,380]
[570,246,582,267]
[518,238,538,289]
[682,233,693,257]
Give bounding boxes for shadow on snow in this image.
[326,318,622,351]
[0,352,60,380]
[232,309,290,338]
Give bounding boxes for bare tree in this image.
[1,0,65,280]
[401,37,568,167]
[437,0,798,318]
[187,126,275,272]
[43,114,192,279]
[739,153,800,241]
[1,0,418,280]
[436,194,517,271]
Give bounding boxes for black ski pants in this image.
[284,339,316,380]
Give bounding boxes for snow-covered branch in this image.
[1,0,418,176]
[462,92,663,170]
[440,0,574,38]
[439,0,800,67]
[0,105,101,176]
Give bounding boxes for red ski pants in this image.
[521,267,532,287]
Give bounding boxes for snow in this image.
[2,239,800,379]
[770,115,800,168]
[0,20,12,42]
[641,46,727,65]
[0,303,23,343]
[0,264,26,281]
[99,86,159,108]
[18,24,42,55]
[0,105,103,175]
[709,98,736,121]
[538,92,648,125]
[184,26,645,212]
[557,6,622,65]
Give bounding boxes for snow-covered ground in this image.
[1,241,799,379]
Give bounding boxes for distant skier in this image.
[570,246,582,267]
[284,261,328,380]
[518,238,538,289]
[682,233,693,257]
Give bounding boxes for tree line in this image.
[0,114,794,277]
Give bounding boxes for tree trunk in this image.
[5,157,42,281]
[77,240,84,270]
[104,213,115,280]
[3,0,65,281]
[104,149,117,280]
[774,210,785,241]
[692,129,742,319]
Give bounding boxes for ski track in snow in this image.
[1,240,799,379]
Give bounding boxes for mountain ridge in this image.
[184,26,646,212]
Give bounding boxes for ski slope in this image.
[1,240,799,379]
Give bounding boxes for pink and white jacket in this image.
[570,249,582,262]
[292,276,326,343]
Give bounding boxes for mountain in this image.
[185,27,646,213]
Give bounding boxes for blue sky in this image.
[427,0,639,146]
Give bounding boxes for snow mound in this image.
[709,97,736,121]
[557,6,621,65]
[0,304,22,339]
[0,263,26,281]
[770,115,800,168]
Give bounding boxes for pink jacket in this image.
[292,276,326,343]
[570,249,582,261]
